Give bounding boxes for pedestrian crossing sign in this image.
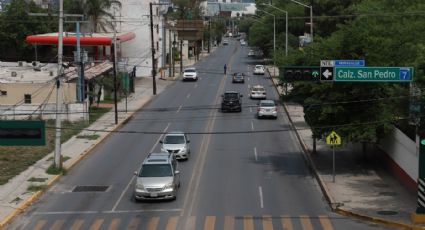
[326,131,341,145]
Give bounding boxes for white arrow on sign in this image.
[323,69,332,79]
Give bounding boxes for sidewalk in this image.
[0,76,175,228]
[266,66,423,229]
[0,48,216,228]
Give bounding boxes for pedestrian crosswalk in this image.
[27,214,336,230]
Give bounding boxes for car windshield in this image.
[224,93,239,99]
[260,102,275,107]
[184,69,196,73]
[139,164,173,177]
[256,66,263,69]
[164,135,185,144]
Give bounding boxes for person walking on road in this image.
[224,64,227,74]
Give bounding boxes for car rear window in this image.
[252,87,264,91]
[139,164,173,177]
[260,102,275,107]
[184,69,196,73]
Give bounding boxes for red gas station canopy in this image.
[26,32,136,46]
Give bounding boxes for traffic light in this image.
[281,66,320,82]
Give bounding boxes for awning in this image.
[26,32,136,46]
[65,61,113,81]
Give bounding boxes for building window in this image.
[0,90,6,96]
[156,24,159,34]
[156,41,159,51]
[24,94,31,104]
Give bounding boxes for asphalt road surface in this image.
[6,40,387,230]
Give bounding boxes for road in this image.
[6,40,387,230]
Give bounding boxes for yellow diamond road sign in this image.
[326,131,341,145]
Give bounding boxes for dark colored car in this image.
[221,91,243,112]
[232,73,245,83]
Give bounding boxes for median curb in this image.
[267,68,423,230]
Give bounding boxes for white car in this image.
[253,65,265,75]
[257,100,277,119]
[183,68,198,81]
[250,85,266,99]
[240,40,246,46]
[160,131,190,160]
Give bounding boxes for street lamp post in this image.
[290,0,313,42]
[256,9,275,76]
[261,3,288,57]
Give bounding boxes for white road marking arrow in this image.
[323,69,332,79]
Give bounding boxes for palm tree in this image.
[65,0,121,33]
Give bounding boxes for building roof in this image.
[0,61,112,83]
[26,31,136,46]
[203,2,256,17]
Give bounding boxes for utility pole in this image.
[149,2,157,95]
[169,26,172,78]
[113,26,118,124]
[208,19,211,53]
[54,0,64,169]
[180,40,183,74]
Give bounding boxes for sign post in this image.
[326,131,341,182]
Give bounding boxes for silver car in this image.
[160,131,190,160]
[257,100,277,119]
[134,152,180,201]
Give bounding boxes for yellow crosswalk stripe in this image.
[262,215,273,230]
[147,216,160,230]
[89,219,104,230]
[184,216,196,230]
[166,216,179,230]
[70,219,84,230]
[204,216,216,230]
[33,220,47,230]
[281,215,293,230]
[299,215,313,230]
[319,215,334,230]
[223,216,234,230]
[126,217,141,230]
[49,219,65,230]
[107,218,121,230]
[244,215,254,230]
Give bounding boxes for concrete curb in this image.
[267,69,423,230]
[0,86,165,229]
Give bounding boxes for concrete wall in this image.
[379,127,418,188]
[0,103,85,122]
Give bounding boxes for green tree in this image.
[0,0,56,61]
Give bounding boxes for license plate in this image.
[150,193,158,197]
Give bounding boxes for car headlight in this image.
[161,147,167,152]
[180,147,187,153]
[164,182,174,189]
[136,182,144,190]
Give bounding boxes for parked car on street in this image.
[134,152,180,201]
[232,72,245,83]
[257,100,277,119]
[183,67,198,81]
[248,49,255,57]
[160,131,190,160]
[250,85,266,99]
[223,40,229,45]
[253,65,265,75]
[221,91,243,112]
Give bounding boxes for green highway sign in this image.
[334,67,413,82]
[0,120,45,146]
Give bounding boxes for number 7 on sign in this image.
[400,68,410,80]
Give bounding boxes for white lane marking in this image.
[251,121,254,131]
[259,186,264,208]
[111,123,170,212]
[254,147,258,161]
[250,107,252,113]
[187,93,191,98]
[34,209,182,215]
[195,84,198,88]
[176,105,182,113]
